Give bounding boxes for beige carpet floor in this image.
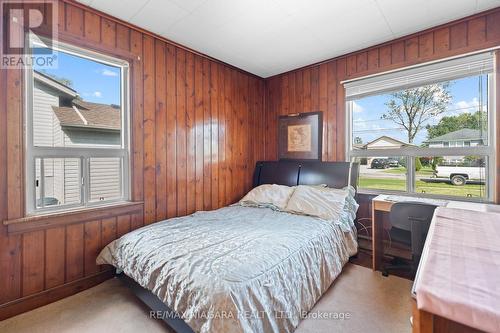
[0,264,413,333]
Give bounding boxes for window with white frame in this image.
[26,38,129,214]
[345,52,496,201]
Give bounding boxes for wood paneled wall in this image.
[264,8,500,226]
[0,0,265,319]
[265,8,500,163]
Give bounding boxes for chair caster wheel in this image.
[382,271,389,277]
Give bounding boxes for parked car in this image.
[371,158,389,169]
[387,159,399,167]
[434,165,485,186]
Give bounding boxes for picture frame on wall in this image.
[278,111,323,161]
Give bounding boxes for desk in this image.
[371,194,499,271]
[411,206,500,333]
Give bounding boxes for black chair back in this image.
[389,201,437,256]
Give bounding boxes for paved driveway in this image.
[360,165,406,179]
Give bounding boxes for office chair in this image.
[382,202,437,277]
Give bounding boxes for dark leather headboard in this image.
[253,161,359,189]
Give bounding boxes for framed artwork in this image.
[278,111,323,161]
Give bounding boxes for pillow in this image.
[285,185,348,221]
[239,184,295,210]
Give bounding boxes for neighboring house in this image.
[424,129,486,164]
[33,71,121,206]
[353,135,415,165]
[353,135,414,150]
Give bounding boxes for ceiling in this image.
[77,0,500,78]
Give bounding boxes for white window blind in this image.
[344,52,495,101]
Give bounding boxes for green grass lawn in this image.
[359,178,485,198]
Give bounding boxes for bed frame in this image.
[117,160,359,333]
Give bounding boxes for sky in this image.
[352,75,488,146]
[34,49,121,106]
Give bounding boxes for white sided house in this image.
[33,71,121,207]
[353,136,415,165]
[424,129,486,164]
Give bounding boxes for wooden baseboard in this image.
[0,270,114,321]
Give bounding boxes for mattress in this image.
[97,204,358,333]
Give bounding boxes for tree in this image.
[415,157,422,172]
[40,69,73,87]
[381,83,452,143]
[425,111,487,140]
[354,136,363,144]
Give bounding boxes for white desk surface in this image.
[373,194,500,213]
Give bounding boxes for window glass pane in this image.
[352,75,489,149]
[32,48,122,148]
[39,158,81,208]
[415,156,487,199]
[354,157,407,192]
[89,157,122,202]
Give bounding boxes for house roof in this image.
[52,102,121,131]
[425,129,485,143]
[358,135,414,149]
[34,70,78,98]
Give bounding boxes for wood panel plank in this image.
[142,35,156,224]
[335,59,346,161]
[130,30,144,202]
[65,224,84,282]
[434,28,450,54]
[116,24,130,51]
[217,64,226,207]
[346,55,357,77]
[418,32,434,58]
[468,17,486,48]
[327,61,337,161]
[303,68,311,111]
[116,215,131,237]
[367,49,379,71]
[83,220,100,276]
[166,44,178,218]
[101,218,117,248]
[405,37,419,62]
[288,72,296,114]
[319,63,328,161]
[101,18,116,48]
[210,62,219,208]
[176,48,188,216]
[130,212,144,230]
[45,228,65,289]
[65,4,84,36]
[450,22,468,50]
[186,52,196,214]
[486,11,500,42]
[155,40,167,221]
[83,11,101,43]
[194,55,204,211]
[356,52,368,73]
[311,66,319,111]
[202,58,212,210]
[391,41,405,64]
[281,75,289,115]
[379,45,391,68]
[22,231,45,296]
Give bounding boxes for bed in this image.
[97,161,359,333]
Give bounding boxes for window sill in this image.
[3,201,144,235]
[355,189,492,203]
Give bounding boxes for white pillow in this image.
[285,185,348,221]
[239,184,295,210]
